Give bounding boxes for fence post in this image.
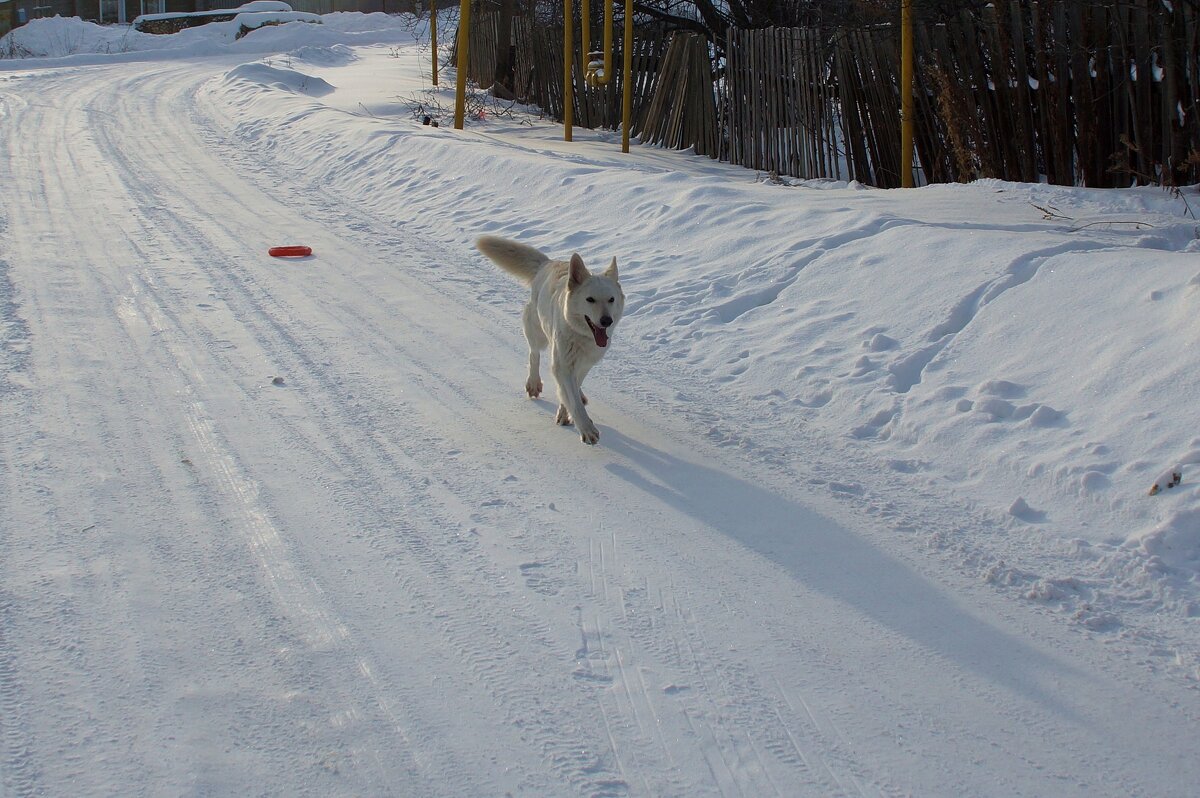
[901,0,915,187]
[454,0,471,129]
[621,0,633,152]
[563,0,574,140]
[431,0,439,86]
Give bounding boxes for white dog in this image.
[476,236,625,445]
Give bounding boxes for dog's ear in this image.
[604,257,618,281]
[568,253,589,288]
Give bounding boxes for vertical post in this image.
[453,0,471,129]
[581,0,591,74]
[431,0,439,86]
[563,0,574,141]
[621,0,633,153]
[900,0,915,187]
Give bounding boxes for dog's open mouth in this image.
[585,316,609,348]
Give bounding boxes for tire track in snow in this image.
[3,66,442,796]
[0,112,39,797]
[87,99,462,798]
[8,86,208,795]
[84,64,648,796]
[574,521,870,797]
[0,593,38,798]
[177,86,710,794]
[188,68,900,797]
[118,274,438,791]
[141,218,633,794]
[0,76,187,795]
[569,497,874,795]
[178,87,833,797]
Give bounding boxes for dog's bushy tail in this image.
[475,236,548,286]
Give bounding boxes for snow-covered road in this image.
[1,36,1198,798]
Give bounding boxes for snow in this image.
[133,1,299,25]
[3,11,1200,797]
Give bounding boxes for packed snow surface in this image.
[2,11,1199,798]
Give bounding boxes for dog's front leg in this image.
[526,350,543,399]
[522,304,545,398]
[551,356,598,445]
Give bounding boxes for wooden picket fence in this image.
[731,1,1200,188]
[723,27,847,181]
[639,32,719,156]
[460,0,1200,188]
[916,1,1200,187]
[463,10,723,155]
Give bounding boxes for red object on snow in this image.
[269,245,313,258]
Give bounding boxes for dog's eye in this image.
[586,297,596,303]
[607,298,615,304]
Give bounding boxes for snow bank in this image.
[225,61,334,96]
[0,9,411,61]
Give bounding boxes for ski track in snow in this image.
[0,49,1198,798]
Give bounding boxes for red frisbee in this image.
[269,245,313,258]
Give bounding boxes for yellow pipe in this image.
[453,0,470,129]
[565,0,633,149]
[621,0,632,152]
[430,0,438,86]
[582,0,613,86]
[900,0,914,187]
[581,0,590,81]
[563,0,573,141]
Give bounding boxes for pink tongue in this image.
[590,323,609,348]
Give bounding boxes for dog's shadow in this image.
[598,426,1086,723]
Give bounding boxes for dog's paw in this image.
[579,424,600,445]
[555,405,572,426]
[526,378,543,398]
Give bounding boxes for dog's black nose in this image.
[600,316,613,327]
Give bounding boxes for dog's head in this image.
[566,253,625,349]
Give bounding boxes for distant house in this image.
[15,0,198,26]
[5,0,417,28]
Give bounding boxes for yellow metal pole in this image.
[430,0,439,86]
[581,0,591,76]
[900,0,914,187]
[621,0,632,153]
[584,0,613,85]
[453,0,471,129]
[563,0,574,141]
[600,0,613,84]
